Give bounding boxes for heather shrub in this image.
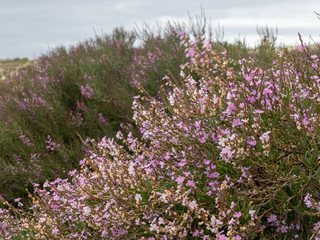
[220,26,279,70]
[3,30,320,239]
[131,22,187,96]
[0,25,187,204]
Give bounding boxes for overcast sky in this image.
[1,0,320,59]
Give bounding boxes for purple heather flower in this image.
[193,230,200,237]
[176,176,185,185]
[267,214,277,223]
[233,211,242,218]
[217,234,228,240]
[260,131,271,144]
[248,139,257,146]
[135,194,142,203]
[188,200,198,210]
[298,45,306,51]
[249,210,256,218]
[254,109,264,114]
[232,118,242,127]
[220,50,227,56]
[220,146,235,162]
[234,235,242,240]
[208,172,220,179]
[186,180,195,187]
[194,120,201,128]
[278,225,288,233]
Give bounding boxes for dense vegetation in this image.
[1,19,320,239]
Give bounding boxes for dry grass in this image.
[0,58,31,81]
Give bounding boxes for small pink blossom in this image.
[233,211,242,218]
[220,50,227,56]
[260,131,271,144]
[298,45,306,51]
[248,139,257,146]
[135,194,142,203]
[186,180,195,187]
[176,176,185,185]
[188,200,198,210]
[267,214,277,223]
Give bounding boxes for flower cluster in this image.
[80,84,94,99]
[45,135,61,151]
[19,134,34,147]
[2,31,320,239]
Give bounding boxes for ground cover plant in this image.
[2,22,320,239]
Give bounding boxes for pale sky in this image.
[1,0,320,59]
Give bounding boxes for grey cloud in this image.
[1,0,320,58]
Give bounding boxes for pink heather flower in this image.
[247,96,256,103]
[278,225,288,233]
[244,74,253,81]
[204,159,211,165]
[199,137,206,143]
[228,218,236,225]
[208,172,220,179]
[52,228,59,235]
[188,200,198,210]
[128,162,135,176]
[232,118,242,127]
[116,131,123,139]
[135,193,142,203]
[259,131,271,144]
[247,139,257,146]
[220,146,235,162]
[304,193,314,209]
[176,176,185,185]
[195,120,201,128]
[217,234,228,240]
[312,63,318,69]
[298,45,306,51]
[158,217,165,225]
[220,50,227,56]
[253,109,264,114]
[186,180,195,187]
[211,215,223,226]
[233,211,242,218]
[80,84,94,98]
[178,158,187,168]
[149,223,158,232]
[249,210,256,218]
[267,214,277,223]
[51,204,59,210]
[193,230,200,237]
[82,206,91,216]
